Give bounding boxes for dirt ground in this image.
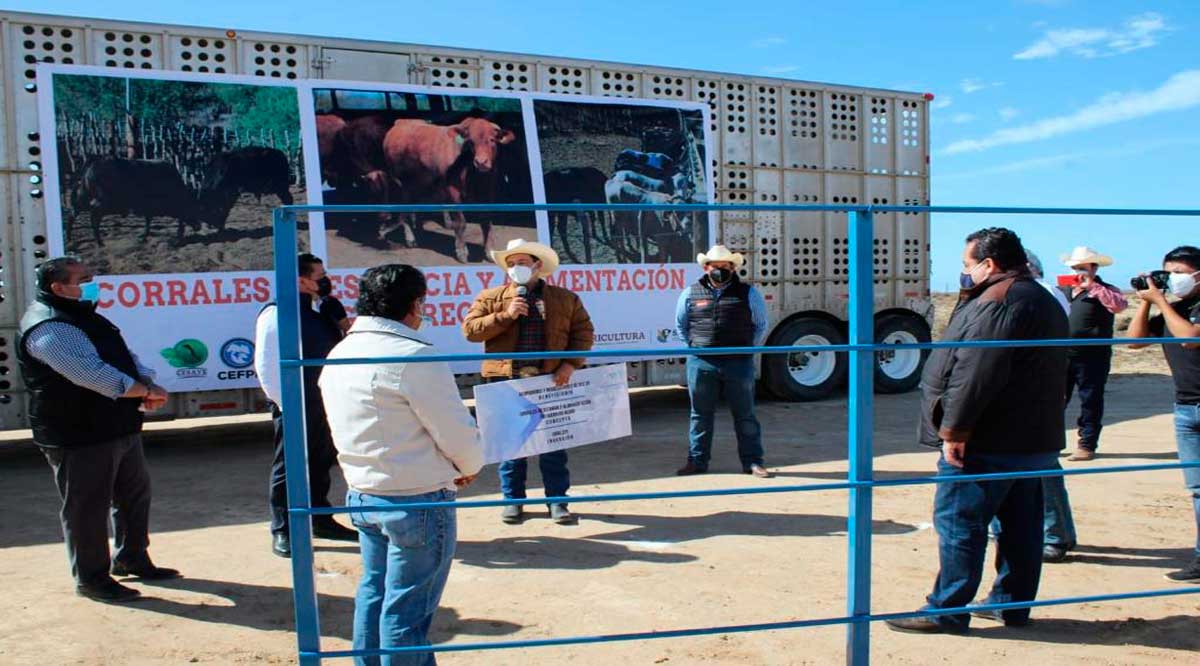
[1,369,1197,664]
[65,187,307,276]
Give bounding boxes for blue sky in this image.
[9,0,1198,291]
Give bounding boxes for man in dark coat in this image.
[887,228,1069,634]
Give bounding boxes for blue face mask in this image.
[78,281,101,303]
[959,262,986,290]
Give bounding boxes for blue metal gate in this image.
[271,202,1200,664]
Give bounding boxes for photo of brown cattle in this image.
[313,89,537,267]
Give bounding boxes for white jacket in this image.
[319,316,484,496]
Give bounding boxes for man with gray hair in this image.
[1027,252,1070,315]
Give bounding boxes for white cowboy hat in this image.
[697,244,745,269]
[489,238,560,276]
[1060,246,1113,268]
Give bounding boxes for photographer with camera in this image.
[1127,245,1200,583]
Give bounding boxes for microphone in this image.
[515,284,528,318]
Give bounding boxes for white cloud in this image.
[998,107,1021,121]
[762,65,800,75]
[1014,12,1170,60]
[950,113,976,125]
[960,78,1001,94]
[931,95,953,110]
[751,36,786,48]
[939,137,1200,181]
[943,69,1200,155]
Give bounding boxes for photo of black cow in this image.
[534,100,710,265]
[313,88,536,267]
[50,73,307,275]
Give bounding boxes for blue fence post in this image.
[272,207,323,665]
[846,208,875,665]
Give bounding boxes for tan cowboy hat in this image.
[1060,246,1113,268]
[697,244,745,269]
[490,238,560,276]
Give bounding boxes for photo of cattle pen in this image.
[534,100,709,265]
[50,73,307,275]
[313,88,536,268]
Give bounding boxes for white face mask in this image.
[1168,271,1199,298]
[508,265,534,285]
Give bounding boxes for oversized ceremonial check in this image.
[473,364,632,465]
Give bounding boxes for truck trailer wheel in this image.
[873,314,930,394]
[762,317,847,401]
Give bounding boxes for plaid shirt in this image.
[513,280,547,371]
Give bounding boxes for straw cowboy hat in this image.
[697,245,745,269]
[1060,246,1114,268]
[489,238,560,276]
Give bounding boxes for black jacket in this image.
[918,270,1069,455]
[1061,278,1116,358]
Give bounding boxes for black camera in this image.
[1130,270,1171,291]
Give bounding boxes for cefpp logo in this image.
[161,339,209,379]
[220,338,254,369]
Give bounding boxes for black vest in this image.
[17,293,144,447]
[686,276,756,351]
[1060,280,1115,357]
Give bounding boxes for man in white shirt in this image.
[319,264,484,661]
[254,253,357,558]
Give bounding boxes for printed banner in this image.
[473,364,632,464]
[38,67,311,392]
[38,64,714,391]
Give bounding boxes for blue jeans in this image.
[1066,354,1111,450]
[925,452,1058,631]
[347,489,457,666]
[686,355,763,469]
[988,470,1077,548]
[499,450,569,500]
[1175,404,1200,556]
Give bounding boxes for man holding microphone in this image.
[463,239,594,526]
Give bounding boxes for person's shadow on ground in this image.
[130,577,522,644]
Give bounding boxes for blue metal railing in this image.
[272,202,1200,665]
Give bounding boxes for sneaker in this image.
[1066,448,1096,462]
[549,503,578,525]
[1163,557,1200,583]
[77,578,141,603]
[969,605,1031,627]
[884,616,967,635]
[501,504,524,525]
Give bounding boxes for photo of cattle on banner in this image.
[313,88,537,267]
[51,73,306,275]
[534,100,710,265]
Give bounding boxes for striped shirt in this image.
[24,321,155,399]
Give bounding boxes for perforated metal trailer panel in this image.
[0,10,929,426]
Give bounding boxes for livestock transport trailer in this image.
[0,10,931,429]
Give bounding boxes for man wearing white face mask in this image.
[17,256,177,603]
[463,239,594,525]
[1128,245,1200,584]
